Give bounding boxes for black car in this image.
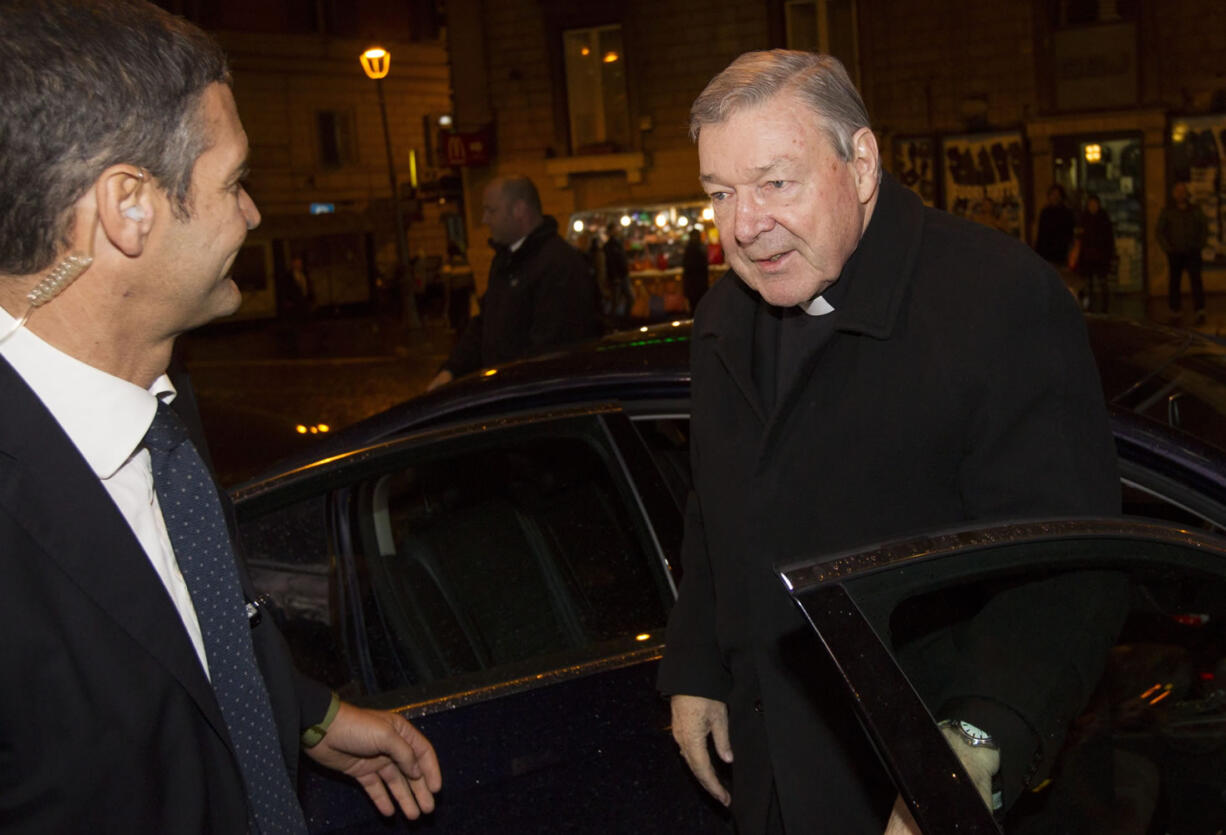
[231,316,1226,833]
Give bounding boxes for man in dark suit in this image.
[658,50,1122,834]
[0,2,440,831]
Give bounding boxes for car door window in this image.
[786,524,1226,834]
[238,493,348,688]
[633,415,692,508]
[238,410,673,704]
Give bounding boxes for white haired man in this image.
[659,50,1123,834]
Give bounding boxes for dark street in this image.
[180,315,454,485]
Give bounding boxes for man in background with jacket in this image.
[429,176,599,389]
[1157,181,1210,323]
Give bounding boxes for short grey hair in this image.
[690,50,870,163]
[0,0,229,275]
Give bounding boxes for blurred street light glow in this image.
[359,47,390,79]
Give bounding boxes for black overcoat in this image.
[443,216,600,378]
[659,176,1122,832]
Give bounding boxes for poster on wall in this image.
[941,131,1027,240]
[1169,115,1226,268]
[891,135,939,207]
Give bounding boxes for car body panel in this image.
[228,316,1226,833]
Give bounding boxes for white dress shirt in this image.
[0,307,210,677]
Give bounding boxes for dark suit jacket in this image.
[0,357,331,833]
[658,175,1123,833]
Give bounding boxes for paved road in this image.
[180,316,453,485]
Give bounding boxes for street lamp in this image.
[361,46,419,329]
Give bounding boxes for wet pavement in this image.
[180,313,454,485]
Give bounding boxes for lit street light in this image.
[361,46,420,329]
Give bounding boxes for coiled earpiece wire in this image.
[0,167,144,345]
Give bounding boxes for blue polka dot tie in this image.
[145,401,307,834]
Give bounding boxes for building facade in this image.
[444,0,1226,299]
[159,0,455,320]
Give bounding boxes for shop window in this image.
[316,109,357,169]
[785,0,859,84]
[562,25,631,154]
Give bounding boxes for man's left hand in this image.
[882,725,999,834]
[305,701,442,819]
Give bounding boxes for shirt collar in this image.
[0,306,176,479]
[508,234,529,253]
[798,294,835,316]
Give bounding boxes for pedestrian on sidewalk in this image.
[1034,185,1076,268]
[1074,194,1115,313]
[682,227,709,313]
[1157,181,1209,324]
[277,254,315,355]
[604,222,634,318]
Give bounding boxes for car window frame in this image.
[234,402,682,714]
[780,517,1226,835]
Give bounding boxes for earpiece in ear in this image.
[124,206,145,221]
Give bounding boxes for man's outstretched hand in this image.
[305,701,442,819]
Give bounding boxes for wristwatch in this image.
[938,719,999,751]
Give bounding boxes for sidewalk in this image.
[1105,292,1226,342]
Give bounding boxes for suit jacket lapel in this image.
[0,359,232,746]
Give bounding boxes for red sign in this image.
[441,129,492,167]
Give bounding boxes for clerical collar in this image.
[508,234,528,253]
[798,294,835,316]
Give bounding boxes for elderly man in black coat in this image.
[658,50,1121,834]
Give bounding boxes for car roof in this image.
[238,315,1226,491]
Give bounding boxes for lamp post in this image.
[361,46,419,329]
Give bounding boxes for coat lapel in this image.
[833,174,926,340]
[697,275,768,425]
[0,359,232,746]
[703,175,927,465]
